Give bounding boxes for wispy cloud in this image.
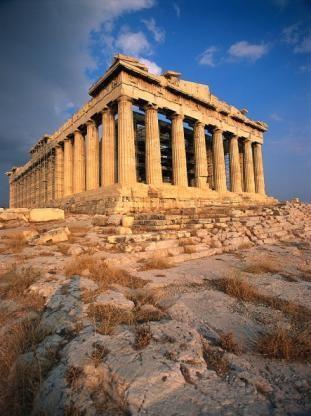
[228,41,269,61]
[270,112,283,122]
[173,2,181,18]
[198,47,218,67]
[142,17,165,43]
[139,57,162,74]
[282,22,311,54]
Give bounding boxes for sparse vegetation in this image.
[65,255,145,290]
[243,255,281,274]
[66,366,84,389]
[0,232,27,254]
[0,265,41,300]
[139,256,175,271]
[134,324,152,350]
[91,343,110,367]
[219,332,241,354]
[256,326,311,361]
[202,341,230,376]
[88,304,133,335]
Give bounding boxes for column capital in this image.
[101,105,114,115]
[194,120,205,128]
[144,102,158,111]
[118,95,132,104]
[213,126,223,134]
[64,136,72,142]
[86,119,96,127]
[170,112,184,121]
[74,128,82,134]
[230,134,239,141]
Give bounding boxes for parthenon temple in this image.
[6,54,274,213]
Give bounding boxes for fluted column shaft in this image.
[244,140,255,193]
[73,130,85,193]
[86,120,99,190]
[63,138,73,196]
[101,107,116,186]
[171,113,188,186]
[253,142,265,194]
[229,135,242,193]
[55,145,64,199]
[118,96,136,185]
[212,128,227,192]
[145,104,162,185]
[194,121,208,188]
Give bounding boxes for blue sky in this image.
[0,0,310,205]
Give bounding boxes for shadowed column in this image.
[212,128,227,192]
[86,119,99,190]
[145,103,162,186]
[253,142,265,194]
[194,121,208,188]
[63,137,73,196]
[117,96,136,185]
[229,135,242,193]
[55,144,64,199]
[101,107,116,187]
[73,130,85,194]
[244,139,255,193]
[171,113,188,186]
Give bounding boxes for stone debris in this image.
[29,208,65,222]
[31,226,71,245]
[95,290,135,311]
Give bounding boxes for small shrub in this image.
[139,256,175,271]
[134,306,166,324]
[0,265,41,299]
[202,342,230,376]
[244,256,281,274]
[66,366,83,389]
[219,332,241,354]
[256,327,311,361]
[91,343,110,367]
[0,232,27,254]
[88,304,133,335]
[134,325,152,350]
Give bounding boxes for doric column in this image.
[253,142,265,194]
[86,119,99,190]
[244,139,255,193]
[229,135,242,193]
[101,107,116,187]
[73,130,85,193]
[55,144,64,199]
[117,96,136,185]
[145,103,162,186]
[194,121,208,188]
[63,137,73,196]
[212,128,227,192]
[171,113,188,186]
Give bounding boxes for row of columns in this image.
[11,95,266,207]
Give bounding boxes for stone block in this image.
[122,216,135,228]
[96,290,135,311]
[29,208,64,222]
[92,214,108,226]
[116,226,132,235]
[107,214,123,226]
[32,226,70,245]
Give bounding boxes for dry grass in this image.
[243,255,281,274]
[88,304,134,335]
[0,232,27,254]
[134,306,167,324]
[202,341,230,376]
[65,255,145,290]
[134,324,152,350]
[66,366,83,389]
[257,326,311,361]
[0,318,48,415]
[219,332,241,354]
[91,343,110,367]
[139,256,175,271]
[0,265,41,300]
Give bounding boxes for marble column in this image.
[117,95,136,185]
[86,119,99,190]
[194,121,208,188]
[253,142,265,194]
[63,137,73,196]
[212,128,227,192]
[171,113,188,186]
[73,129,86,193]
[101,107,116,187]
[145,103,162,186]
[55,145,64,199]
[244,139,255,193]
[229,135,242,193]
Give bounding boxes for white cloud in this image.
[142,17,165,43]
[270,112,283,122]
[282,23,301,45]
[115,29,151,56]
[173,2,181,18]
[294,34,311,53]
[139,58,162,74]
[299,64,311,72]
[228,41,269,61]
[198,46,218,67]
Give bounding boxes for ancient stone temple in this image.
[6,54,274,213]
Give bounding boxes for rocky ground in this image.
[0,206,310,415]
